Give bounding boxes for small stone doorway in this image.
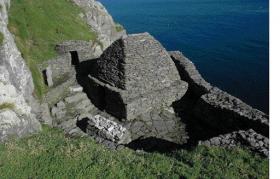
[42,69,48,86]
[70,51,79,66]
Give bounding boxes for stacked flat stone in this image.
[199,129,269,157]
[89,33,188,120]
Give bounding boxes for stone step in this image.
[64,93,87,104]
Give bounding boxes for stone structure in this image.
[170,51,269,156]
[89,33,188,120]
[42,35,268,156]
[170,51,269,138]
[78,114,132,145]
[55,40,99,62]
[1,0,269,157]
[199,129,269,157]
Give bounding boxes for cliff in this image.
[0,0,41,142]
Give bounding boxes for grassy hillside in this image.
[8,0,97,98]
[0,126,268,178]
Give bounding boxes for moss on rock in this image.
[0,32,4,45]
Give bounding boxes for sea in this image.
[100,0,269,113]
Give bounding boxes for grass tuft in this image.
[0,126,268,178]
[8,0,97,99]
[0,102,15,110]
[0,32,4,45]
[115,23,124,32]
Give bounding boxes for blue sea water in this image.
[100,0,269,113]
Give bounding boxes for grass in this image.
[115,23,124,32]
[0,32,4,45]
[0,103,15,110]
[0,126,268,179]
[8,0,97,99]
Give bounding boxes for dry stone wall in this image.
[89,33,188,120]
[170,51,268,136]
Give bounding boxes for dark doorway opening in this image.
[70,51,79,66]
[42,69,48,86]
[76,118,90,133]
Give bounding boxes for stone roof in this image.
[94,33,182,94]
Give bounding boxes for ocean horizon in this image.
[100,0,269,113]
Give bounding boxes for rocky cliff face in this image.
[0,0,41,142]
[72,0,126,57]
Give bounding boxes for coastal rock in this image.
[0,79,41,142]
[72,0,126,57]
[0,0,41,142]
[0,0,37,107]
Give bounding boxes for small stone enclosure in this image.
[42,32,269,156]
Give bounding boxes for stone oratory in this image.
[89,33,188,120]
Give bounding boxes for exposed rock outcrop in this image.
[72,0,126,57]
[0,0,41,142]
[0,0,36,105]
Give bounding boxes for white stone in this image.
[69,86,83,93]
[78,114,131,144]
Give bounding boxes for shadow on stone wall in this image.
[172,91,253,147]
[126,137,183,153]
[75,59,107,111]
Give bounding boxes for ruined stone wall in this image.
[56,40,99,61]
[169,51,269,138]
[39,54,74,87]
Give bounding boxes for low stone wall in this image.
[170,51,212,97]
[194,88,269,137]
[39,54,74,87]
[169,51,269,138]
[88,75,188,120]
[199,129,269,157]
[55,40,99,61]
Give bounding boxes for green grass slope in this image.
[8,0,97,98]
[0,126,268,179]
